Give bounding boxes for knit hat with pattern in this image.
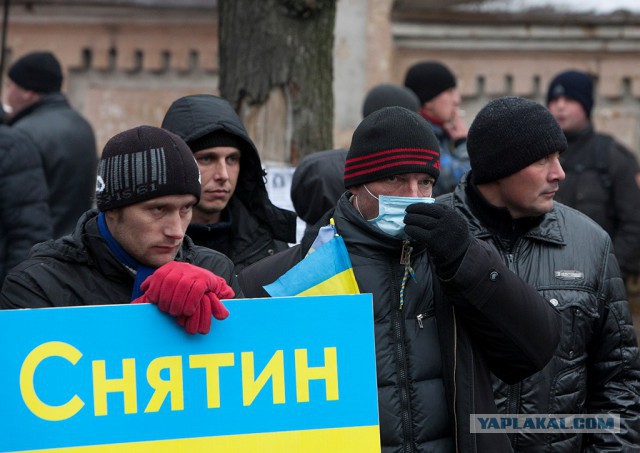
[344,106,440,188]
[468,96,567,184]
[96,125,201,211]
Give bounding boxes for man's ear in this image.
[346,184,361,195]
[103,207,123,224]
[22,90,41,105]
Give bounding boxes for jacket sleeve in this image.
[583,249,640,451]
[0,260,58,308]
[188,245,244,298]
[608,142,640,277]
[0,129,52,281]
[237,245,304,298]
[441,239,562,383]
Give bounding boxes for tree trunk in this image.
[218,0,336,164]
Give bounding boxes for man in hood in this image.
[162,94,297,272]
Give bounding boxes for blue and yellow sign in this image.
[0,295,379,452]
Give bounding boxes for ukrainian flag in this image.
[264,235,360,297]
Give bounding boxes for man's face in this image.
[105,194,197,268]
[3,79,36,119]
[548,96,589,134]
[420,87,461,123]
[191,146,241,224]
[350,172,435,220]
[489,153,565,219]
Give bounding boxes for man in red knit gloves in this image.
[0,125,240,334]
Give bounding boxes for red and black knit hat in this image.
[344,106,440,188]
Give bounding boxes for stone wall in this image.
[387,11,640,159]
[4,1,640,161]
[3,2,219,152]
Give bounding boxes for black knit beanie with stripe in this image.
[344,106,440,188]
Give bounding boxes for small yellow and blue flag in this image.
[264,224,360,297]
[307,222,337,256]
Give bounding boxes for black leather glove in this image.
[404,203,471,279]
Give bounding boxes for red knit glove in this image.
[176,292,231,334]
[139,262,216,316]
[134,261,234,334]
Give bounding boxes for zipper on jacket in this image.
[416,306,435,329]
[452,306,459,453]
[391,260,415,453]
[506,381,521,449]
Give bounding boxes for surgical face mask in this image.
[363,185,434,239]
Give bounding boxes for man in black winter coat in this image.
[161,94,297,273]
[0,125,51,282]
[439,96,640,451]
[3,51,97,238]
[239,106,562,452]
[547,69,640,281]
[1,126,239,336]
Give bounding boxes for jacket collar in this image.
[333,193,428,258]
[6,92,68,125]
[30,209,193,281]
[448,174,566,246]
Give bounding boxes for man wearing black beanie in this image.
[3,50,97,239]
[404,60,470,196]
[239,106,561,452]
[2,125,241,336]
[438,96,640,452]
[547,69,640,287]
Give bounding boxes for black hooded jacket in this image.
[290,148,347,228]
[162,95,297,272]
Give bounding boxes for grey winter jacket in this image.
[439,174,640,452]
[0,126,51,282]
[0,210,240,308]
[7,93,97,239]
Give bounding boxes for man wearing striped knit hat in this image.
[239,106,561,452]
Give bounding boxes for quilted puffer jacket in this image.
[438,174,640,452]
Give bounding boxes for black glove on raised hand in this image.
[404,203,471,279]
